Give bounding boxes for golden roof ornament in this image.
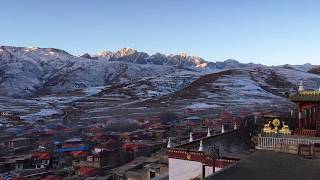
[262,118,291,135]
[279,122,291,135]
[272,118,281,127]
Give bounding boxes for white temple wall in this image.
[205,166,222,177]
[169,158,202,180]
[169,158,221,180]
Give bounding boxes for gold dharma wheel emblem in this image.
[272,118,281,127]
[262,118,291,135]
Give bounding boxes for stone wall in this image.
[257,143,320,158]
[274,144,299,154]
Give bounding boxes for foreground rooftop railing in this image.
[256,135,320,148]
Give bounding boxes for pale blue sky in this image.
[0,0,319,65]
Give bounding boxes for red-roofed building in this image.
[32,152,51,169]
[94,145,110,153]
[40,175,63,180]
[33,152,51,160]
[43,129,58,136]
[63,128,77,133]
[12,177,23,180]
[76,166,100,178]
[74,149,130,169]
[36,141,53,149]
[92,139,120,153]
[70,151,88,158]
[106,138,118,145]
[122,143,147,151]
[90,134,109,143]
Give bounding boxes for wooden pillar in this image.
[309,107,314,129]
[313,107,317,129]
[316,106,320,136]
[202,164,206,178]
[309,108,312,129]
[304,109,308,129]
[308,108,311,129]
[298,111,302,129]
[298,103,303,129]
[213,160,216,173]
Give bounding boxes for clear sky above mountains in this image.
[1,0,319,65]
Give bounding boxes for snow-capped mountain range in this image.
[0,45,318,98]
[91,47,254,70]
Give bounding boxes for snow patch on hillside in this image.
[186,103,219,109]
[273,68,320,90]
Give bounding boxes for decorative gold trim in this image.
[187,154,191,160]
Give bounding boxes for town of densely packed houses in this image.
[0,100,293,180]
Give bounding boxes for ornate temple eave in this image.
[290,91,320,103]
[167,148,239,168]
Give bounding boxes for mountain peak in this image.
[117,47,137,56]
[26,47,40,51]
[0,46,71,56]
[80,53,95,59]
[43,48,71,56]
[179,52,189,58]
[96,50,113,59]
[224,59,240,63]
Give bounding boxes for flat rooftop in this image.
[174,130,251,158]
[206,151,320,180]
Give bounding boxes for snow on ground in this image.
[82,86,105,96]
[0,85,108,123]
[105,70,198,98]
[186,103,219,109]
[205,72,287,106]
[216,75,279,98]
[147,90,165,97]
[273,67,320,89]
[0,46,178,97]
[20,109,60,121]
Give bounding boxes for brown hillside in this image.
[308,67,320,75]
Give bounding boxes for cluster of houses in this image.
[0,97,292,180]
[0,114,171,179]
